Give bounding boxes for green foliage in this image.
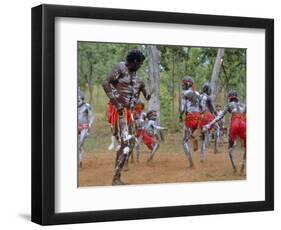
[220,49,246,102]
[78,42,150,96]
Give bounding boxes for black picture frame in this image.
[31,4,274,225]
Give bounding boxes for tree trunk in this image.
[147,45,161,123]
[88,84,93,105]
[179,48,189,114]
[87,63,94,106]
[171,53,175,120]
[211,48,224,100]
[184,47,189,75]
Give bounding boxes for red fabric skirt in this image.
[107,103,115,124]
[141,130,155,150]
[185,112,201,129]
[229,114,246,147]
[107,102,133,127]
[199,112,215,129]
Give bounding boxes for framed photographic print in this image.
[31,4,274,225]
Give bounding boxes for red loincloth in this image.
[185,112,201,129]
[141,130,155,150]
[229,114,246,147]
[199,112,215,129]
[106,102,133,127]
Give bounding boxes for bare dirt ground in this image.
[78,133,246,187]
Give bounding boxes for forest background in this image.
[78,42,246,132]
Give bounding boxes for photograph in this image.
[77,42,247,187]
[31,4,273,225]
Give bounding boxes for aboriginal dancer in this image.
[78,90,94,168]
[179,76,200,168]
[141,110,166,162]
[198,83,218,161]
[203,90,246,173]
[102,49,149,185]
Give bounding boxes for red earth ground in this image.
[78,134,246,187]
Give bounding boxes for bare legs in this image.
[108,124,120,151]
[78,128,88,167]
[183,126,195,167]
[135,135,142,163]
[147,143,159,162]
[200,132,207,162]
[240,150,246,173]
[112,112,135,185]
[214,124,220,153]
[228,139,246,174]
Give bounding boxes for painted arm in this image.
[102,64,123,111]
[153,124,166,130]
[151,120,167,130]
[203,104,229,131]
[179,93,186,121]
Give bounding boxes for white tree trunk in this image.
[147,45,161,122]
[211,48,224,100]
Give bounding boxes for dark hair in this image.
[126,49,145,64]
[182,76,194,84]
[202,82,211,94]
[228,89,238,102]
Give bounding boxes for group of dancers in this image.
[78,49,246,185]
